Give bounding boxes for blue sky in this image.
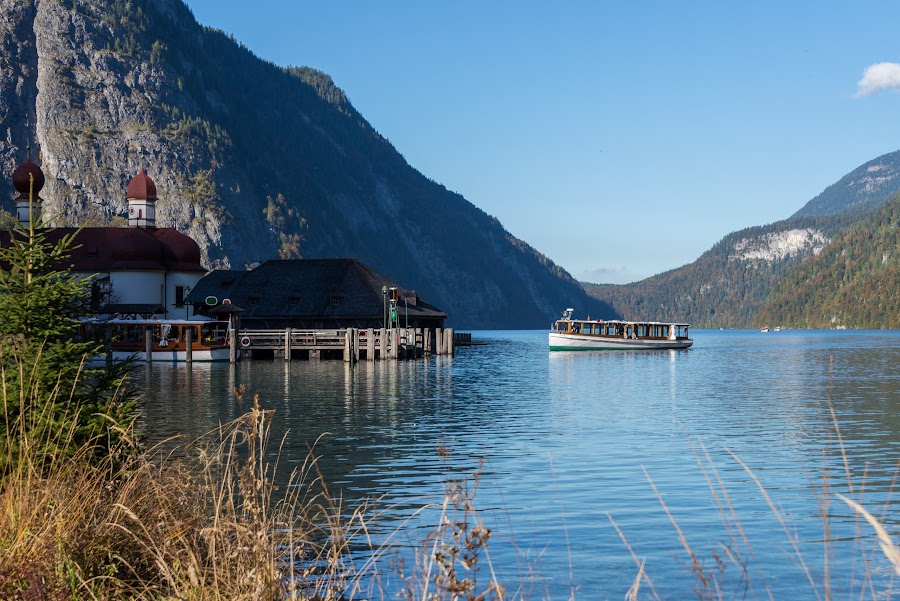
[182,1,900,284]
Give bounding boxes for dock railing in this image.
[230,327,454,363]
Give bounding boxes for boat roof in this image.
[82,318,228,325]
[556,317,691,327]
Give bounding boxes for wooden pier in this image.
[230,327,455,363]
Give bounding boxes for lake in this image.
[137,329,900,599]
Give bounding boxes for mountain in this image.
[758,193,900,329]
[584,214,859,328]
[792,150,900,218]
[584,151,900,328]
[0,0,614,329]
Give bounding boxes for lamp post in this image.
[382,286,387,329]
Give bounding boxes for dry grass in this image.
[0,377,509,600]
[7,352,900,600]
[608,360,900,600]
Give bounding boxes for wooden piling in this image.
[366,328,374,361]
[344,328,352,363]
[186,326,193,365]
[145,326,152,363]
[378,328,386,360]
[285,327,292,361]
[230,330,237,364]
[446,327,454,356]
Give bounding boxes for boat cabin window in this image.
[178,325,200,342]
[114,324,146,343]
[201,323,227,344]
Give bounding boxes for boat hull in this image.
[110,348,233,362]
[548,332,693,351]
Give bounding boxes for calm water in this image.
[138,329,900,599]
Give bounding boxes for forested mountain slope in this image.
[0,0,613,328]
[758,194,900,329]
[585,215,856,328]
[585,148,900,329]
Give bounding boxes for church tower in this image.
[126,169,157,227]
[12,158,45,228]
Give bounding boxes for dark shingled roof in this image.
[186,259,446,328]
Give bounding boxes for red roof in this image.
[126,169,157,200]
[0,227,205,272]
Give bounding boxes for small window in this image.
[87,250,97,259]
[249,296,260,306]
[331,296,341,306]
[288,296,298,306]
[175,285,185,308]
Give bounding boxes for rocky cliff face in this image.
[0,0,612,328]
[728,228,828,263]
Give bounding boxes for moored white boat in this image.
[549,309,693,351]
[82,318,234,362]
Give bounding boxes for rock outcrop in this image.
[0,0,613,328]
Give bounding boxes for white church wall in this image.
[109,271,164,306]
[166,271,205,319]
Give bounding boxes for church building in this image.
[5,157,207,319]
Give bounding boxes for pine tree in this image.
[0,184,135,471]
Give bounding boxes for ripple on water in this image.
[138,329,900,599]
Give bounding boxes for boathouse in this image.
[186,259,447,330]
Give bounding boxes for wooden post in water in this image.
[435,328,443,356]
[285,327,292,362]
[378,328,386,361]
[344,328,352,363]
[446,327,454,357]
[229,329,237,364]
[366,328,374,361]
[185,326,193,365]
[415,328,422,358]
[145,325,152,363]
[424,328,432,355]
[353,329,361,362]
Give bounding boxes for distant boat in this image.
[549,308,693,351]
[773,326,782,332]
[761,326,769,332]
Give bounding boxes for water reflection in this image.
[136,329,900,599]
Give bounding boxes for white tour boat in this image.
[82,319,234,362]
[549,308,693,351]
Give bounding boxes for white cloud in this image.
[855,62,900,97]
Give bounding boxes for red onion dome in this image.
[12,159,45,200]
[126,168,157,200]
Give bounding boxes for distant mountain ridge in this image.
[586,150,900,328]
[792,150,900,218]
[0,0,614,328]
